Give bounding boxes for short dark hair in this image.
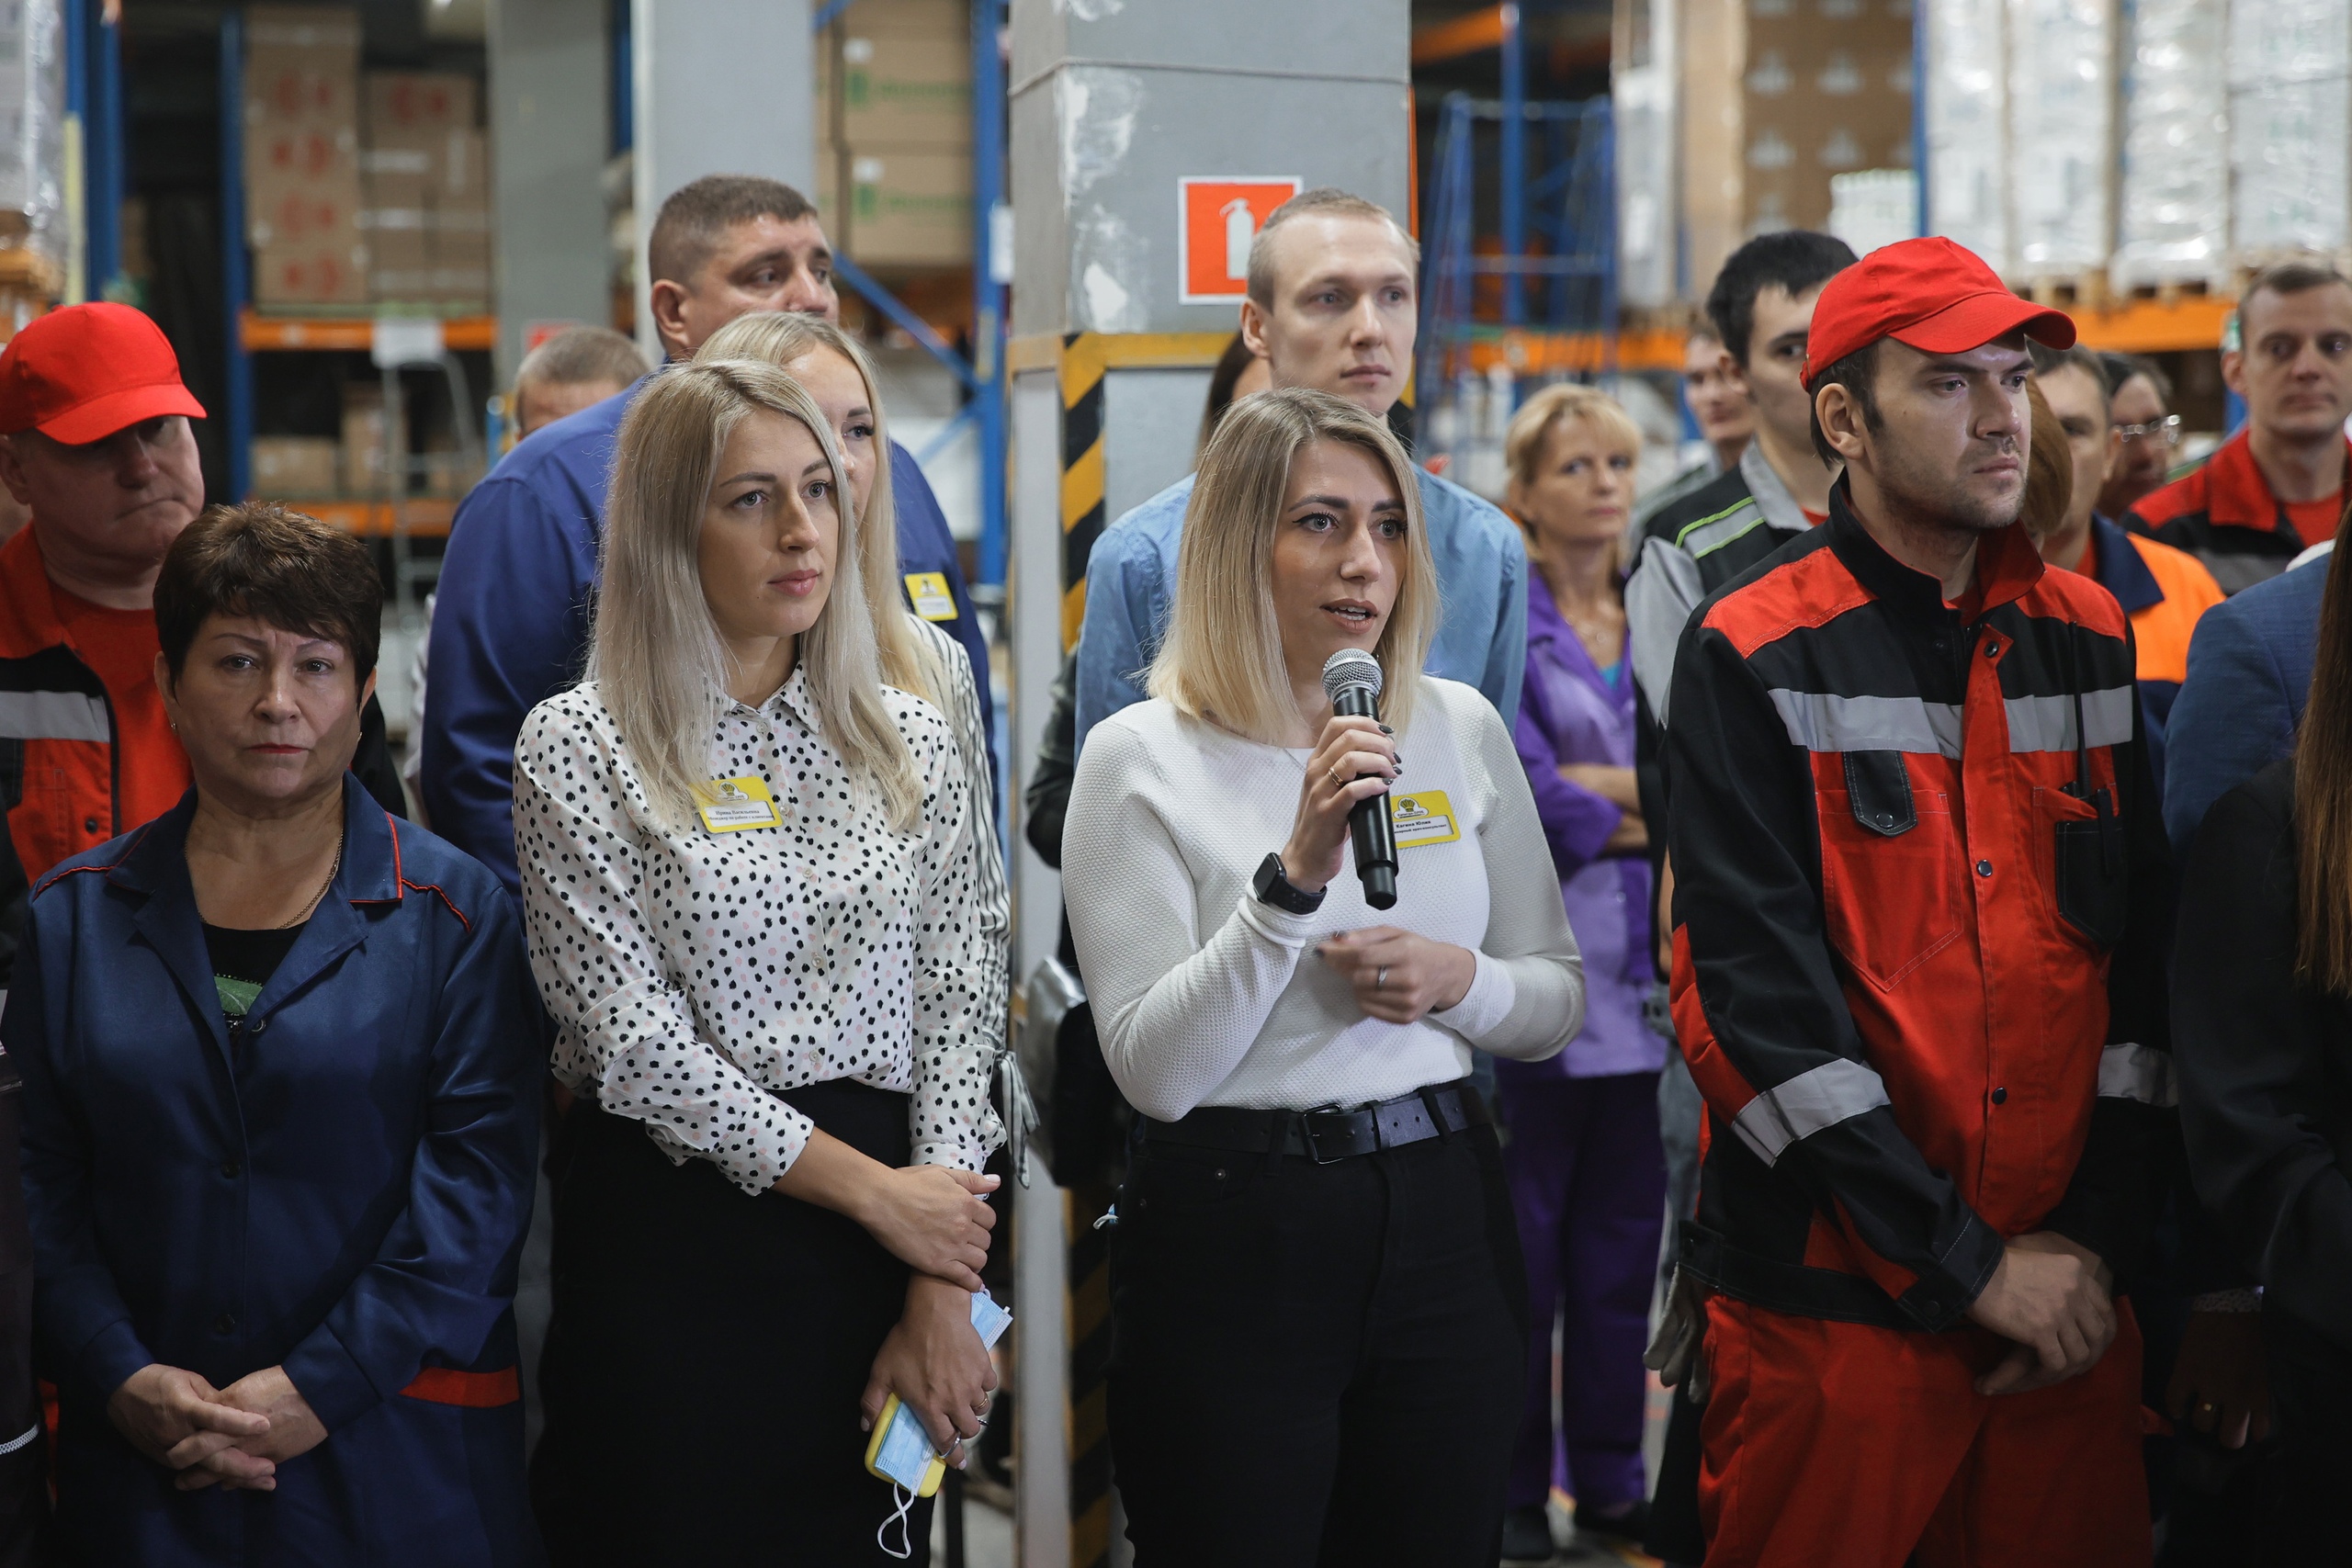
[2098,350,2172,406]
[1706,231,1858,367]
[516,325,650,395]
[647,175,820,288]
[1808,340,1881,467]
[2030,342,2112,412]
[156,503,382,688]
[1199,332,1262,453]
[2240,260,2352,327]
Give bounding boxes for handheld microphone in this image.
[1321,649,1398,910]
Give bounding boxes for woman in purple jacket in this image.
[1496,386,1668,1563]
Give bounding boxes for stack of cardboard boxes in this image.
[818,0,972,267]
[360,72,492,309]
[1668,0,1915,305]
[243,6,368,307]
[243,9,490,310]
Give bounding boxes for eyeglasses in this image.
[2114,414,2182,448]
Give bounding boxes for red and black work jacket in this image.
[1663,485,2175,1332]
[2123,428,2350,595]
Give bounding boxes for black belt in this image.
[1140,1079,1488,1164]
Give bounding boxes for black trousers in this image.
[531,1084,929,1566]
[1107,1119,1528,1566]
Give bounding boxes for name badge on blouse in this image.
[693,776,783,833]
[903,571,958,622]
[1391,790,1461,848]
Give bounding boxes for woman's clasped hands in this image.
[108,1362,327,1492]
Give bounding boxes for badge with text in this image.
[1390,790,1461,848]
[693,775,783,833]
[903,571,958,622]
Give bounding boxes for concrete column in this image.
[487,0,610,383]
[629,0,815,358]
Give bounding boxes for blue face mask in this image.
[873,1291,1016,1559]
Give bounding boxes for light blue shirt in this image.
[1073,468,1529,750]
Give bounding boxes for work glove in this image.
[1644,1264,1711,1404]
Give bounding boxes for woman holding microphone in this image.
[516,360,1001,1562]
[1063,388,1583,1564]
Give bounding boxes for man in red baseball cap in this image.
[1651,237,2174,1564]
[0,304,404,937]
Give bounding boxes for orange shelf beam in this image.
[2065,295,2233,355]
[1449,328,1689,377]
[241,311,497,353]
[1412,5,1509,65]
[254,496,458,538]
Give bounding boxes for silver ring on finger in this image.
[1375,964,1388,990]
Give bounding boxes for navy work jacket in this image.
[9,778,545,1565]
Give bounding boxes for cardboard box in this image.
[1673,0,1911,292]
[254,239,368,306]
[244,7,361,131]
[830,0,966,38]
[843,149,970,265]
[839,34,970,148]
[251,436,342,495]
[364,73,481,141]
[1737,0,1911,235]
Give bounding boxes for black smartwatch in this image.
[1252,852,1326,916]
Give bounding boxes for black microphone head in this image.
[1321,648,1384,705]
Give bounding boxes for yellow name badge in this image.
[1391,790,1462,848]
[692,776,783,833]
[903,571,958,622]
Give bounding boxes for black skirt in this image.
[531,1081,930,1566]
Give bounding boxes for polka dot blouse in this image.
[515,666,1003,1195]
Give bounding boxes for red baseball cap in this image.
[1803,236,2075,389]
[0,302,207,443]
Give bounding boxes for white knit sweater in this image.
[1062,678,1583,1122]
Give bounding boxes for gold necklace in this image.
[280,836,345,929]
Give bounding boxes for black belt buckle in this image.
[1300,1106,1352,1165]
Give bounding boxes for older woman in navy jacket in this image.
[10,502,543,1564]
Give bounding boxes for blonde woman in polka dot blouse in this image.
[514,359,1004,1563]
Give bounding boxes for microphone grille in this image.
[1321,648,1385,703]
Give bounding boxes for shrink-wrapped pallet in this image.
[2007,0,2113,279]
[2113,0,2228,288]
[1923,0,2007,272]
[0,0,62,323]
[2229,0,2351,261]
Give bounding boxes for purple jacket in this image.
[1505,570,1663,1079]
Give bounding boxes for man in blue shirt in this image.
[1074,187,1527,749]
[423,175,990,893]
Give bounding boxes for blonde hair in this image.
[1504,383,1643,497]
[694,311,951,713]
[592,358,922,832]
[1148,388,1436,742]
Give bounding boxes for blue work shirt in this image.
[12,779,545,1565]
[422,376,993,895]
[1072,468,1528,750]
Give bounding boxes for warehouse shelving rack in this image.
[812,0,1010,592]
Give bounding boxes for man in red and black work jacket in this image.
[0,305,406,984]
[1662,238,2174,1566]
